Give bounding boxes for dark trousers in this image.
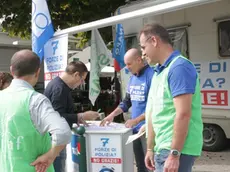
[133,134,150,172]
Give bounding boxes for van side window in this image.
[168,28,189,58]
[125,35,138,50]
[218,20,230,57]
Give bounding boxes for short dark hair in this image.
[11,50,40,77]
[65,61,88,75]
[140,23,171,45]
[0,72,13,90]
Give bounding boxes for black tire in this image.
[203,124,227,152]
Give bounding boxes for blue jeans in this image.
[133,134,149,172]
[154,149,196,172]
[53,148,66,172]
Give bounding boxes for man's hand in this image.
[77,111,100,126]
[125,119,138,128]
[77,114,89,126]
[30,151,56,172]
[31,145,65,172]
[100,114,114,126]
[145,150,155,171]
[83,111,100,120]
[164,155,180,172]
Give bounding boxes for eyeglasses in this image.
[145,36,152,43]
[79,75,85,85]
[140,36,152,50]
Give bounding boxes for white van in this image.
[115,0,230,151]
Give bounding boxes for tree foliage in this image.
[0,0,126,46]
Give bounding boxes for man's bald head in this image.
[124,48,141,61]
[11,49,40,77]
[124,48,145,75]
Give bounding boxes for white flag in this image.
[89,29,112,105]
[32,0,54,61]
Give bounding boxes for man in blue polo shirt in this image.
[100,48,154,172]
[140,24,203,172]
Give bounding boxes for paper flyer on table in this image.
[84,121,127,130]
[126,131,146,145]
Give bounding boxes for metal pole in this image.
[53,0,218,37]
[74,126,87,172]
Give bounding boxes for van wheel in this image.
[203,124,227,152]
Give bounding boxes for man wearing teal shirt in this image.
[139,24,203,172]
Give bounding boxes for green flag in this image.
[89,29,112,105]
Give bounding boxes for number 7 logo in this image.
[101,138,109,147]
[52,40,59,55]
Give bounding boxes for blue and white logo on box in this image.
[101,138,109,147]
[99,166,115,172]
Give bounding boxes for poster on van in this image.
[194,60,230,109]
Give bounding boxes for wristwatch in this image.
[170,149,181,157]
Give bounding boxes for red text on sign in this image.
[44,71,64,81]
[201,90,228,106]
[91,158,122,164]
